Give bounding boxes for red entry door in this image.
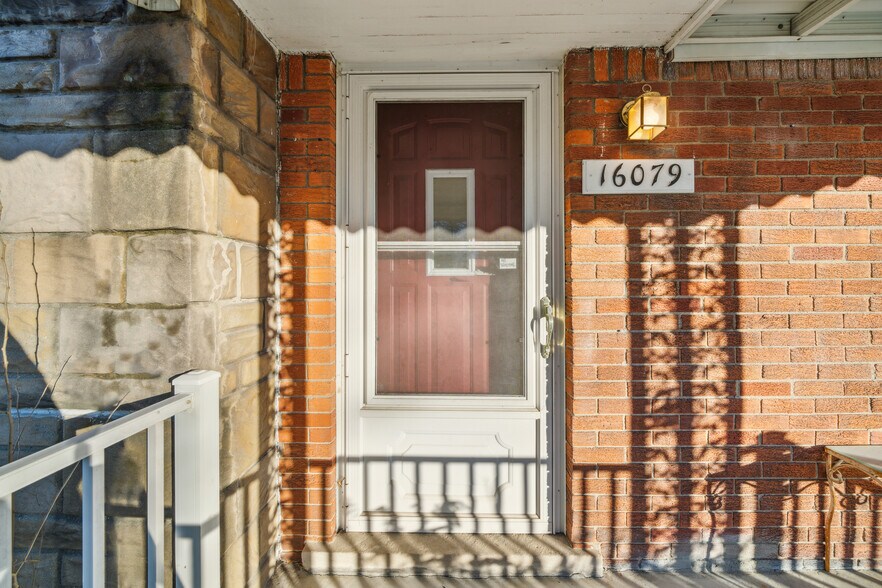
[376,102,524,395]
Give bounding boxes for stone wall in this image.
[563,48,882,571]
[0,0,279,585]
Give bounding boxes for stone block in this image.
[49,374,171,410]
[0,131,93,233]
[12,549,58,587]
[92,131,218,233]
[0,89,191,128]
[0,408,62,448]
[239,244,274,300]
[59,21,190,90]
[0,60,54,91]
[219,383,274,488]
[258,89,277,145]
[220,300,265,332]
[191,92,241,152]
[126,233,237,304]
[57,306,193,376]
[0,29,53,58]
[238,352,273,390]
[219,151,276,245]
[190,23,220,102]
[206,0,243,62]
[11,233,125,304]
[220,327,263,365]
[221,54,258,132]
[0,0,124,24]
[244,20,277,95]
[11,472,62,515]
[0,303,61,375]
[243,131,275,172]
[15,515,79,550]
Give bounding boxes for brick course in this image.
[277,53,337,559]
[565,48,882,571]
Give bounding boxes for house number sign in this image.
[582,159,695,194]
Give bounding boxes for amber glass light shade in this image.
[625,92,668,141]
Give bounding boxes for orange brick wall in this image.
[277,53,337,558]
[564,49,882,571]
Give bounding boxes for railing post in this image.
[0,494,12,588]
[172,370,220,588]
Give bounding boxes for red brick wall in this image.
[277,53,337,558]
[564,48,882,570]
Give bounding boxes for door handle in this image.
[539,296,555,359]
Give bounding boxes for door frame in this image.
[336,69,565,533]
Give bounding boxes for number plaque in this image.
[582,159,695,194]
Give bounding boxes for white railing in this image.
[0,370,220,588]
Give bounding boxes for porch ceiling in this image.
[232,0,708,67]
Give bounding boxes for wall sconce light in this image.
[621,85,668,141]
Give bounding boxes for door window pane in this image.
[376,102,524,396]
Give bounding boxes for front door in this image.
[343,74,557,534]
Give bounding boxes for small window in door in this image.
[426,169,475,275]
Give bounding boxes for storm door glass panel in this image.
[376,101,525,396]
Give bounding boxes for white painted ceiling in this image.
[234,0,708,67]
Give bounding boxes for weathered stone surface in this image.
[49,374,171,410]
[244,20,276,95]
[243,131,275,171]
[11,233,125,304]
[11,473,62,514]
[220,300,265,332]
[127,233,237,304]
[221,54,258,131]
[258,89,277,145]
[206,0,242,62]
[15,514,79,550]
[191,92,241,152]
[0,408,62,448]
[1,303,61,374]
[57,306,192,376]
[238,352,273,390]
[220,327,263,365]
[221,451,278,586]
[92,132,218,233]
[0,131,93,233]
[12,548,58,587]
[219,151,276,244]
[0,89,190,128]
[219,383,274,487]
[190,23,220,102]
[0,0,125,24]
[59,21,190,90]
[0,60,54,91]
[0,29,53,58]
[239,244,273,299]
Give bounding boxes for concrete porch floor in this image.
[272,566,882,587]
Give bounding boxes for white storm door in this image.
[343,73,556,534]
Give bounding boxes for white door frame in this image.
[336,69,565,533]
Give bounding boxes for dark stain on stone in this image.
[165,317,183,337]
[101,312,117,346]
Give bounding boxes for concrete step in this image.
[302,533,603,579]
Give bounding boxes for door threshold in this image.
[302,532,603,578]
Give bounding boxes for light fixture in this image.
[621,85,668,141]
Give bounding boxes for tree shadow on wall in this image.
[569,195,882,574]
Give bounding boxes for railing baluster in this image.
[83,451,105,587]
[0,494,12,588]
[147,423,164,587]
